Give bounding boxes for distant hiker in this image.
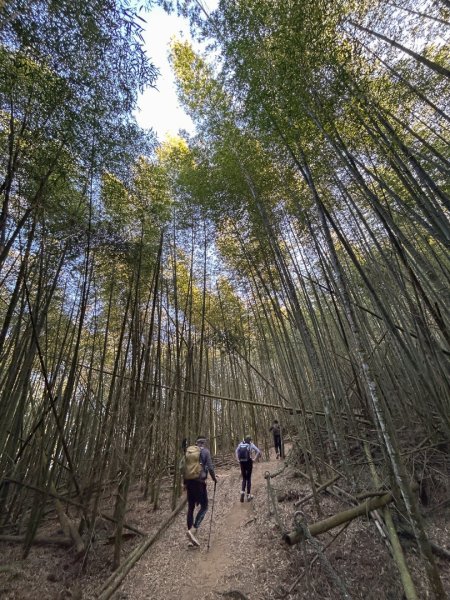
[235,435,261,502]
[269,420,283,459]
[182,436,218,547]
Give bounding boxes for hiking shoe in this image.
[187,529,200,546]
[240,491,245,503]
[246,494,254,502]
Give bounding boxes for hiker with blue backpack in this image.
[235,435,261,502]
[182,436,218,547]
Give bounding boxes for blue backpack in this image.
[237,442,251,462]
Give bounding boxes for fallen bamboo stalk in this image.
[294,474,341,507]
[285,481,419,546]
[329,484,358,504]
[79,362,372,423]
[284,490,395,545]
[357,490,390,500]
[96,497,187,600]
[0,534,73,547]
[4,478,146,536]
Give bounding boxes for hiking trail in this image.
[1,441,448,599]
[119,448,283,600]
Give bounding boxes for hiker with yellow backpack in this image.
[182,436,218,547]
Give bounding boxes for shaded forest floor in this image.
[0,445,449,599]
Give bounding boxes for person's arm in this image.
[203,448,218,482]
[251,443,262,460]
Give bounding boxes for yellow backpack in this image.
[183,445,203,480]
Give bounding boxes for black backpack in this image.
[237,442,251,462]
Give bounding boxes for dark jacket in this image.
[270,423,281,438]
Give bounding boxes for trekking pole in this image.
[207,480,217,551]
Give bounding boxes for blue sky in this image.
[134,5,193,138]
[134,2,218,139]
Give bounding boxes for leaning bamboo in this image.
[96,497,187,600]
[284,489,404,545]
[364,441,418,600]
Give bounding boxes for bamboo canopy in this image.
[0,0,448,597]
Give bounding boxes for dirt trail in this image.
[4,441,445,600]
[119,451,279,600]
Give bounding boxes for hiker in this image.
[235,435,261,502]
[183,436,218,547]
[269,419,283,459]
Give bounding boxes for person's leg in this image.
[275,436,281,457]
[186,482,196,530]
[240,462,247,491]
[186,482,200,545]
[193,482,208,529]
[246,460,253,495]
[187,482,202,544]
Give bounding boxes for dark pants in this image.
[186,479,208,530]
[274,435,282,457]
[240,460,253,493]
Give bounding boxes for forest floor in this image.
[0,445,449,600]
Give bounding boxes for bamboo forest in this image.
[0,0,449,598]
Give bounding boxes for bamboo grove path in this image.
[118,450,281,600]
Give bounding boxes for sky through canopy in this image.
[134,1,218,139]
